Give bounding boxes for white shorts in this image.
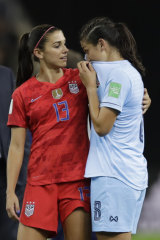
[91,177,146,234]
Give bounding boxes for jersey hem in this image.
[27,175,87,185]
[84,174,148,190]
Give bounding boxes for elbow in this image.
[94,126,110,137]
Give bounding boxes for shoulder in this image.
[0,65,15,80]
[63,68,79,78]
[110,66,129,77]
[0,65,12,73]
[110,62,141,80]
[13,77,35,97]
[109,66,133,85]
[63,68,82,85]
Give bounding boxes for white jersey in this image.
[85,60,148,190]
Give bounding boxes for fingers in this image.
[142,87,151,114]
[143,88,151,104]
[142,109,147,114]
[6,194,20,221]
[6,205,20,221]
[77,61,94,72]
[144,87,147,94]
[77,61,88,72]
[143,88,148,100]
[15,198,20,218]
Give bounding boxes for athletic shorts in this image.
[91,177,146,234]
[20,179,90,237]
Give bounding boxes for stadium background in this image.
[0,0,159,239]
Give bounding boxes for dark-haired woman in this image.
[77,17,149,240]
[6,25,91,240]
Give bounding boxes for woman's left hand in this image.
[142,88,151,114]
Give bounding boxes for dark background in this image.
[1,0,160,187]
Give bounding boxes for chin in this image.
[61,62,67,68]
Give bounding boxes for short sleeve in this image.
[7,89,28,128]
[100,68,131,112]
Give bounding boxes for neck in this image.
[36,68,63,83]
[107,46,124,61]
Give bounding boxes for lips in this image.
[60,55,67,59]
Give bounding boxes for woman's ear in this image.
[98,38,107,51]
[33,48,43,59]
[98,38,105,48]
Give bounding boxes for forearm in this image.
[86,87,118,136]
[86,87,101,131]
[6,144,24,194]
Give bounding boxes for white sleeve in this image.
[100,68,131,112]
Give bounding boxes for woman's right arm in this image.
[6,127,26,221]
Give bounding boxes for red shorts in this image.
[20,179,90,237]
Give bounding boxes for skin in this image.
[6,30,91,240]
[77,38,149,240]
[142,88,151,114]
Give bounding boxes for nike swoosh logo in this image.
[31,96,42,102]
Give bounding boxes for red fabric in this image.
[20,179,91,237]
[7,68,89,185]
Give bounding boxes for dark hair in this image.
[16,24,61,87]
[79,17,145,76]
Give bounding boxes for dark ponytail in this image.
[79,17,145,76]
[16,24,60,87]
[115,23,145,76]
[16,33,33,87]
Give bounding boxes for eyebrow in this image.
[52,41,61,45]
[52,39,66,44]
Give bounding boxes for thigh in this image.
[59,179,91,223]
[17,222,47,240]
[63,208,91,240]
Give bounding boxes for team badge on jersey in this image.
[108,82,121,98]
[68,81,79,94]
[52,88,63,99]
[25,201,35,217]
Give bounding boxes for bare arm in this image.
[77,61,117,136]
[6,127,26,220]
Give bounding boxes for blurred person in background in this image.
[0,65,30,240]
[0,0,32,73]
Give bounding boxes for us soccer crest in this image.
[52,88,63,99]
[68,81,79,94]
[25,202,35,217]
